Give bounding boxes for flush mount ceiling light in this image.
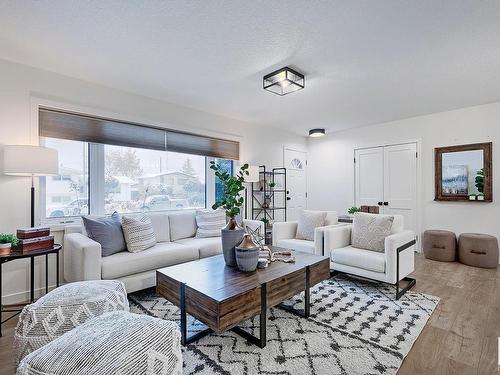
[309,128,325,137]
[263,66,305,96]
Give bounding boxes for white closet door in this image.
[355,147,384,207]
[383,143,417,232]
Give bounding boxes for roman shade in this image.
[39,108,239,159]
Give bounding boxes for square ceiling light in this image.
[263,67,305,96]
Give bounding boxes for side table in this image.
[0,244,62,336]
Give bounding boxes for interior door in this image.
[355,147,384,207]
[383,143,417,232]
[284,148,307,221]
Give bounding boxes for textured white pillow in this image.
[351,213,394,252]
[195,209,226,238]
[121,214,157,253]
[295,210,327,241]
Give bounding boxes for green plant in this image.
[348,206,361,215]
[0,233,18,245]
[210,161,249,219]
[475,168,484,193]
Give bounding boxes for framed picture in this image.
[435,142,492,202]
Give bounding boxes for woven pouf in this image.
[14,280,129,364]
[423,230,457,262]
[16,311,182,375]
[458,233,499,268]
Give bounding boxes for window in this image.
[104,145,205,214]
[214,159,234,203]
[39,108,239,221]
[42,138,209,220]
[43,138,89,218]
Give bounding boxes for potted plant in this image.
[347,206,361,216]
[210,161,249,267]
[0,233,18,255]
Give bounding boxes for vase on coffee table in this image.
[235,234,260,272]
[221,219,244,267]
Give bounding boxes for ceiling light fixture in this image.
[263,66,305,96]
[309,128,325,137]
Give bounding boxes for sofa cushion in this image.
[169,211,197,241]
[351,213,394,252]
[101,242,198,279]
[331,246,385,273]
[296,210,327,241]
[195,209,225,238]
[121,214,157,253]
[276,238,315,254]
[146,212,170,242]
[175,237,222,258]
[82,212,126,257]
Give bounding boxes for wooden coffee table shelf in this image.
[156,247,330,348]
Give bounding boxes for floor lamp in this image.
[3,145,59,227]
[244,165,260,219]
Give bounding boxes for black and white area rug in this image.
[129,275,439,375]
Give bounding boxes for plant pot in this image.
[221,220,244,267]
[235,234,260,272]
[0,242,12,255]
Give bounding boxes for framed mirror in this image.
[435,142,492,202]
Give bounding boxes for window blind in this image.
[39,108,239,159]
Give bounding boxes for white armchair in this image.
[272,211,342,256]
[324,213,416,299]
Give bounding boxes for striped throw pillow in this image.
[195,209,226,238]
[121,214,157,253]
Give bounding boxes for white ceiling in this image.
[1,1,500,136]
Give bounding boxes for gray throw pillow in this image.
[351,213,394,252]
[82,212,126,257]
[296,210,327,241]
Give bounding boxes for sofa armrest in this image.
[313,224,348,256]
[272,221,298,246]
[324,225,352,256]
[63,233,102,282]
[384,230,416,284]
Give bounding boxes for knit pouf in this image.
[14,280,129,364]
[16,311,182,375]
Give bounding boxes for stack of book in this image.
[15,227,54,253]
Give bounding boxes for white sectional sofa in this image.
[272,211,342,256]
[64,211,263,293]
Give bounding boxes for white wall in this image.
[0,59,306,303]
[308,101,500,251]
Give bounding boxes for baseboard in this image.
[2,284,61,305]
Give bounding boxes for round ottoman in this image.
[16,311,183,375]
[14,280,129,364]
[458,233,499,268]
[423,230,457,262]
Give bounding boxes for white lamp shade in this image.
[246,165,260,182]
[3,145,59,176]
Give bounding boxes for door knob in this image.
[384,202,389,206]
[377,201,383,206]
[286,197,291,201]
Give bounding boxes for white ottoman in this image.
[16,311,183,375]
[14,280,129,363]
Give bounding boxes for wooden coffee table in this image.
[156,247,330,348]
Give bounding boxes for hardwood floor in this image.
[1,254,498,375]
